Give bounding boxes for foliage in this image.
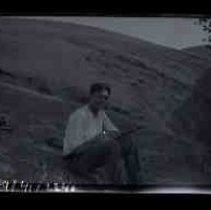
[195,17,211,44]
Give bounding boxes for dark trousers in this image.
[63,138,127,185]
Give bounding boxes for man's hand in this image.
[95,131,121,142]
[102,130,121,141]
[107,130,121,139]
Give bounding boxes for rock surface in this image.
[1,18,211,185]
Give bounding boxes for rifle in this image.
[47,125,143,151]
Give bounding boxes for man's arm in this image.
[103,112,121,139]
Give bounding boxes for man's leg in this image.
[101,139,128,185]
[119,137,141,185]
[63,139,114,183]
[64,138,126,184]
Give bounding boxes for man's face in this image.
[90,89,110,110]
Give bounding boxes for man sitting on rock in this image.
[63,82,127,184]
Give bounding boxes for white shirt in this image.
[63,105,119,156]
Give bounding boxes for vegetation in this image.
[195,17,211,45]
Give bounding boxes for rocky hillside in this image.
[183,45,211,60]
[1,17,211,185]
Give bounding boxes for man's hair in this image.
[89,82,111,95]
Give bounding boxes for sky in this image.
[14,16,206,49]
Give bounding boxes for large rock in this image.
[167,67,211,182]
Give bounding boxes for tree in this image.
[195,17,211,45]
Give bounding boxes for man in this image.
[63,82,127,184]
